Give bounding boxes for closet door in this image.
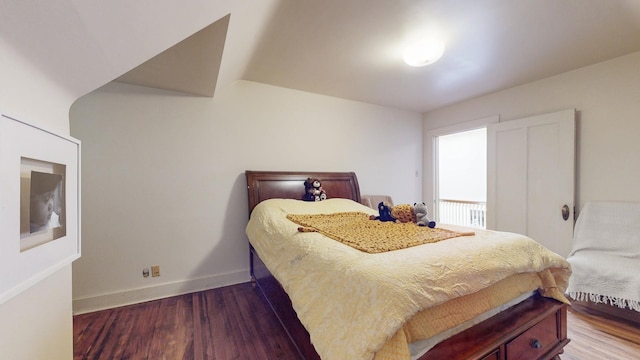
[487,109,575,257]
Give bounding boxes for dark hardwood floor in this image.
[74,283,640,360]
[74,283,299,360]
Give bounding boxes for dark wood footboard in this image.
[423,294,568,360]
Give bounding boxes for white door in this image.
[487,109,575,257]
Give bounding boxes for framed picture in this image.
[0,114,81,304]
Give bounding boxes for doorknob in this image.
[562,205,570,221]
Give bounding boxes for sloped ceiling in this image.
[114,15,229,97]
[2,0,640,113]
[0,0,279,106]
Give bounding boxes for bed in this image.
[245,170,571,360]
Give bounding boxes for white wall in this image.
[0,42,74,360]
[423,51,640,216]
[0,41,74,133]
[0,266,73,360]
[70,80,422,312]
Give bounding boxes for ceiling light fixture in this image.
[403,39,445,67]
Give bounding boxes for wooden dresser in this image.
[422,295,569,360]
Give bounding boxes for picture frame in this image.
[0,114,81,304]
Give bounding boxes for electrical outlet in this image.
[151,265,160,277]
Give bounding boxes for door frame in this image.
[423,115,498,221]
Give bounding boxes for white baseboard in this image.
[72,270,249,315]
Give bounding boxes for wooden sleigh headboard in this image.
[245,171,361,214]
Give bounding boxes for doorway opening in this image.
[435,127,487,228]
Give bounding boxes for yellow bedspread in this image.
[246,199,571,360]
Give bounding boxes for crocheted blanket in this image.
[287,212,472,253]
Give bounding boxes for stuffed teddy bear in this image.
[390,203,417,223]
[413,202,436,228]
[303,177,327,201]
[369,201,396,222]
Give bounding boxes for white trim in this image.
[0,113,81,305]
[72,270,249,314]
[425,115,498,138]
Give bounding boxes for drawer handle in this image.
[530,339,542,349]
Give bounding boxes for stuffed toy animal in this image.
[370,201,396,222]
[390,203,417,223]
[414,202,436,228]
[303,177,327,201]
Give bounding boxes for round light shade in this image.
[403,39,445,67]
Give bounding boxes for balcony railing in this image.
[437,199,486,229]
